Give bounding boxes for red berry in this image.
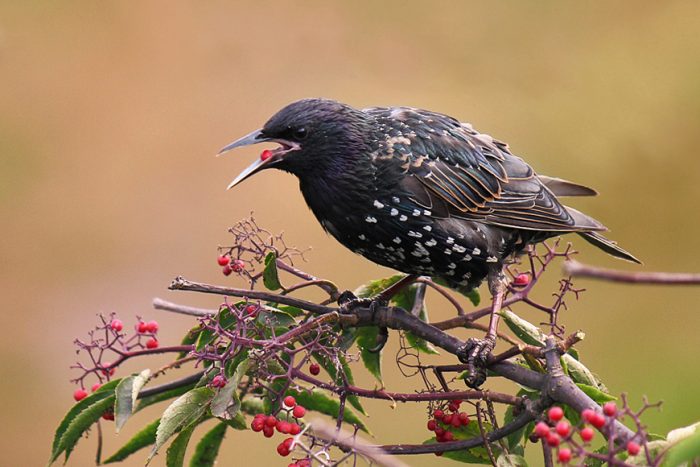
[73,389,88,401]
[433,409,444,419]
[101,364,116,377]
[443,431,454,441]
[448,400,461,412]
[277,444,290,456]
[146,338,159,349]
[102,411,115,421]
[146,320,159,333]
[603,402,617,417]
[217,255,230,266]
[513,273,530,287]
[292,405,306,418]
[591,412,606,429]
[137,321,149,333]
[263,425,274,437]
[548,406,564,422]
[265,415,277,427]
[435,452,443,457]
[534,421,550,438]
[245,304,258,317]
[442,414,453,425]
[458,412,470,425]
[276,420,291,434]
[231,259,245,272]
[627,441,641,456]
[289,423,301,435]
[434,426,445,437]
[251,418,264,432]
[91,383,102,392]
[110,319,123,332]
[558,447,572,463]
[581,408,596,423]
[451,416,461,428]
[546,432,560,447]
[211,375,227,388]
[222,265,233,276]
[309,363,320,375]
[284,395,297,408]
[555,421,570,437]
[261,149,273,161]
[427,420,437,431]
[580,427,594,442]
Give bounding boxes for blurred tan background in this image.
[2,1,700,465]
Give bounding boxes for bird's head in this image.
[219,98,371,189]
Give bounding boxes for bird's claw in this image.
[337,291,389,352]
[457,336,496,388]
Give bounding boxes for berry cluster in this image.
[250,395,307,460]
[217,254,246,276]
[532,403,642,464]
[135,319,159,349]
[425,400,471,455]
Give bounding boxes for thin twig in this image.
[564,260,700,285]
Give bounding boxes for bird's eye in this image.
[293,127,308,140]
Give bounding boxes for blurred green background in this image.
[2,1,699,465]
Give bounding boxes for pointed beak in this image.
[217,129,300,190]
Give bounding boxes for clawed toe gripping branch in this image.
[51,217,700,466]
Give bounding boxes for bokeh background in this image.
[2,2,699,465]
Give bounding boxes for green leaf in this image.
[136,381,197,413]
[391,284,438,355]
[497,453,528,466]
[51,395,115,464]
[564,354,605,389]
[287,388,369,433]
[179,326,202,358]
[49,378,121,464]
[432,277,480,306]
[222,412,247,430]
[263,252,282,290]
[115,369,151,432]
[195,328,217,352]
[211,359,250,419]
[356,326,383,384]
[422,437,492,464]
[663,422,700,466]
[576,383,616,403]
[256,307,296,331]
[241,397,266,416]
[189,422,227,467]
[103,418,160,463]
[499,310,545,346]
[166,423,196,467]
[148,388,215,462]
[312,353,367,416]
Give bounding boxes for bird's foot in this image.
[337,291,388,320]
[337,291,389,352]
[457,336,496,388]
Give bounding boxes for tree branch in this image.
[563,260,700,285]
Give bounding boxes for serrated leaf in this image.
[391,284,438,355]
[312,353,367,416]
[356,326,383,384]
[497,453,528,466]
[500,310,545,346]
[189,422,227,467]
[166,423,196,467]
[211,359,250,419]
[564,354,602,388]
[148,388,215,463]
[49,378,121,463]
[136,381,197,413]
[576,383,616,403]
[103,418,160,463]
[50,395,115,464]
[287,388,369,433]
[115,369,151,432]
[263,252,282,290]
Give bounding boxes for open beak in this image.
[217,129,300,190]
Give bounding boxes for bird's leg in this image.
[458,269,507,388]
[337,274,419,353]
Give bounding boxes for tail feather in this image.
[578,231,642,264]
[539,175,598,197]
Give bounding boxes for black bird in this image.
[219,98,639,386]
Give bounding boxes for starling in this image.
[218,98,639,386]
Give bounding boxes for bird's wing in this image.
[368,107,604,232]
